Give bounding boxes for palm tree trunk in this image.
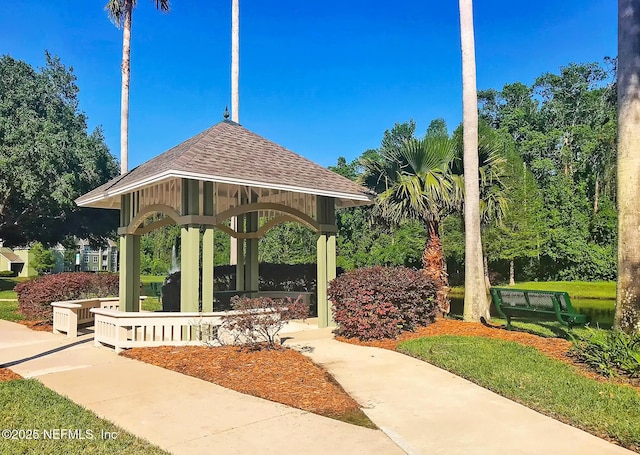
[229,0,240,265]
[120,0,132,175]
[422,221,450,314]
[616,0,640,333]
[231,0,240,122]
[459,0,490,322]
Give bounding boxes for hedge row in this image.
[161,263,344,312]
[15,272,119,322]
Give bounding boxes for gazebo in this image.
[76,120,373,328]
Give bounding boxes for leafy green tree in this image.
[335,206,424,270]
[328,156,360,181]
[30,242,55,274]
[0,54,119,247]
[484,152,547,285]
[259,222,316,264]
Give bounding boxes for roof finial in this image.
[223,106,230,120]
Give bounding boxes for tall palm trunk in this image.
[119,0,132,175]
[422,221,450,314]
[615,0,640,333]
[231,0,240,122]
[229,0,240,265]
[459,0,490,322]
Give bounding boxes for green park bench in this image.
[489,287,589,330]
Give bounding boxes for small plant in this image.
[15,272,119,322]
[571,328,640,379]
[328,266,438,340]
[217,295,309,349]
[0,270,16,277]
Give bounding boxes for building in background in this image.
[0,240,119,277]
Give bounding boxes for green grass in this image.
[140,275,166,284]
[452,281,615,300]
[0,379,168,454]
[399,335,640,451]
[141,296,161,312]
[505,281,616,299]
[0,277,22,300]
[0,299,23,321]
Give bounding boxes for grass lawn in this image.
[140,275,166,284]
[451,281,615,300]
[0,299,23,321]
[398,335,640,451]
[0,277,23,300]
[0,378,168,454]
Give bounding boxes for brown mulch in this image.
[338,318,640,391]
[17,320,53,332]
[338,319,572,361]
[122,345,363,418]
[0,368,22,382]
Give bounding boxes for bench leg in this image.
[506,316,513,331]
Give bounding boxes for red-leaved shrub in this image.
[217,295,309,349]
[15,272,119,322]
[327,266,438,340]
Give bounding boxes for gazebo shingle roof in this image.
[77,120,373,207]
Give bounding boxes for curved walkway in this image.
[285,330,634,455]
[0,319,635,455]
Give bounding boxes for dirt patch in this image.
[17,320,53,332]
[122,345,375,427]
[0,368,22,382]
[338,318,640,391]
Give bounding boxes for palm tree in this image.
[361,137,458,312]
[459,0,489,321]
[615,0,640,333]
[230,0,240,265]
[105,0,170,175]
[451,122,508,290]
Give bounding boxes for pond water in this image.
[449,297,615,329]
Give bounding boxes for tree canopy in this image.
[0,53,119,247]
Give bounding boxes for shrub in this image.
[217,295,309,349]
[571,328,640,379]
[161,263,345,313]
[15,272,119,322]
[328,266,438,340]
[0,270,16,277]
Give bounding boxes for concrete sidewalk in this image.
[285,334,634,455]
[0,320,401,455]
[1,319,635,455]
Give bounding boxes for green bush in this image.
[571,328,640,378]
[0,270,17,277]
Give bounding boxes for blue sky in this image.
[1,1,615,169]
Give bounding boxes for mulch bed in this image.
[122,345,363,419]
[0,368,22,382]
[17,320,53,332]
